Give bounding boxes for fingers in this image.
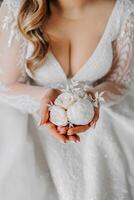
[90,107,100,127]
[44,122,81,143]
[57,126,69,134]
[40,89,61,125]
[67,124,90,135]
[40,99,50,125]
[45,122,68,144]
[57,126,80,142]
[46,123,80,143]
[57,126,80,143]
[68,135,80,143]
[54,109,100,137]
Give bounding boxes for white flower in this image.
[50,105,68,126]
[48,84,103,127]
[54,92,76,109]
[67,99,95,125]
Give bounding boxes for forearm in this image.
[7,83,47,101]
[91,81,126,105]
[0,82,47,114]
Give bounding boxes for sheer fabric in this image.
[0,0,134,200]
[0,0,134,113]
[92,5,134,106]
[0,1,47,114]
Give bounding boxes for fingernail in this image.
[76,140,80,143]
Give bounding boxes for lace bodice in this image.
[0,0,134,114]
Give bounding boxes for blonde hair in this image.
[18,0,51,71]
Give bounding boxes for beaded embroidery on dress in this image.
[0,0,134,200]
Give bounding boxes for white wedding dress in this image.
[0,0,134,199]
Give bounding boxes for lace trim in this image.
[2,0,20,17]
[0,1,28,83]
[16,39,29,83]
[0,93,40,114]
[105,11,134,88]
[0,0,21,47]
[0,82,40,114]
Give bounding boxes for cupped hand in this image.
[40,88,61,125]
[44,122,80,143]
[57,126,80,143]
[66,106,100,135]
[39,88,80,143]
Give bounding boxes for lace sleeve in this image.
[105,11,134,89]
[0,1,46,114]
[93,8,134,106]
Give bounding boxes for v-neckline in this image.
[48,0,120,81]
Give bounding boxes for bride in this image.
[0,0,134,199]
